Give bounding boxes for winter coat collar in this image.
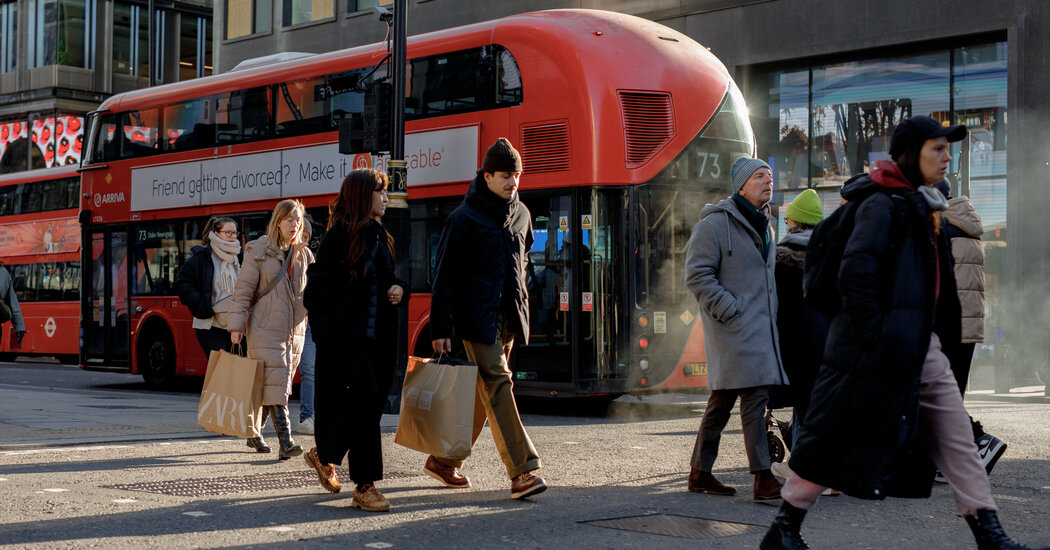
[779,228,813,249]
[465,173,517,226]
[869,160,914,190]
[944,196,983,238]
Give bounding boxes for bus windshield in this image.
[635,81,756,306]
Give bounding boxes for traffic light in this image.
[337,80,392,155]
[364,80,392,153]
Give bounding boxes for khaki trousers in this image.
[436,316,541,479]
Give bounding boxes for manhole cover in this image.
[102,468,419,497]
[580,513,765,540]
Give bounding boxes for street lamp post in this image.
[384,0,409,411]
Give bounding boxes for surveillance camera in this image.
[374,6,393,23]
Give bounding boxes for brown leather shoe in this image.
[754,470,784,501]
[304,447,341,493]
[424,455,470,488]
[510,470,547,500]
[687,468,737,495]
[351,484,390,512]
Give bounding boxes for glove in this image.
[15,330,25,344]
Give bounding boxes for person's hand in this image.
[15,331,25,344]
[230,331,243,345]
[387,285,405,305]
[432,338,452,354]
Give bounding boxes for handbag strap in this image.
[252,247,293,306]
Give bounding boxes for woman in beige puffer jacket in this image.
[225,199,314,460]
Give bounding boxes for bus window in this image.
[120,110,160,158]
[216,86,273,144]
[0,185,14,215]
[276,74,355,137]
[131,222,181,296]
[406,45,522,119]
[164,98,215,151]
[10,263,36,302]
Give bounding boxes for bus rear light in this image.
[639,358,649,371]
[638,314,649,328]
[639,377,648,386]
[638,337,649,350]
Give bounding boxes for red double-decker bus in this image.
[78,9,755,396]
[0,165,81,362]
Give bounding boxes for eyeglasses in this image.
[217,230,238,238]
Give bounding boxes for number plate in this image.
[683,362,707,376]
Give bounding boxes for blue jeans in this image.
[299,324,316,422]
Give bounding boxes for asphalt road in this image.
[2,360,1050,549]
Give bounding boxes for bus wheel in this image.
[139,329,175,388]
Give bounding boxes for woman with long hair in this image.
[223,199,314,460]
[302,169,406,512]
[761,116,1044,550]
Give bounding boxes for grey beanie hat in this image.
[731,157,771,193]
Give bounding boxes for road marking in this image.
[365,544,393,549]
[43,488,68,492]
[112,498,137,503]
[0,478,7,481]
[564,441,579,445]
[183,511,211,517]
[631,446,646,449]
[3,444,131,456]
[267,527,294,533]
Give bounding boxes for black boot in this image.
[246,407,271,453]
[270,405,303,460]
[966,509,1050,550]
[760,501,810,550]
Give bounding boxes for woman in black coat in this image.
[761,117,1046,550]
[302,168,406,513]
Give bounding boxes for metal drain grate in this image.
[580,513,766,540]
[102,468,419,497]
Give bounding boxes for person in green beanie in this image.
[768,189,835,495]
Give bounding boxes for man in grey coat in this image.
[684,157,788,501]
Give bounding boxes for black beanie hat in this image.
[481,137,523,173]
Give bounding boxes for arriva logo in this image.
[93,192,127,207]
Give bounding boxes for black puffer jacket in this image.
[789,162,961,500]
[774,230,828,414]
[430,174,534,345]
[174,245,216,320]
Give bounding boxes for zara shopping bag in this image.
[197,348,265,438]
[394,356,477,460]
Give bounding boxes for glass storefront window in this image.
[225,0,271,39]
[1,2,15,72]
[28,0,96,69]
[180,15,211,80]
[113,2,148,76]
[283,0,333,26]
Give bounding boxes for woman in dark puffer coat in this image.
[761,116,1047,550]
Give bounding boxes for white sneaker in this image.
[296,417,315,435]
[976,434,1007,475]
[770,461,793,480]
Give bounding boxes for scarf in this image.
[209,235,241,294]
[918,185,949,212]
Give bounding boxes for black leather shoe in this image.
[760,501,810,550]
[246,437,271,453]
[966,509,1050,550]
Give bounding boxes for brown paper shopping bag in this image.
[197,349,264,438]
[394,356,477,460]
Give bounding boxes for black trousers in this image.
[315,339,395,485]
[194,327,233,356]
[946,342,978,395]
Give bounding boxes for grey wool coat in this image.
[684,198,788,391]
[222,237,314,405]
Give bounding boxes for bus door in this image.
[81,228,130,366]
[515,193,574,388]
[578,189,627,389]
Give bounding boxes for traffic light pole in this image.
[384,0,409,411]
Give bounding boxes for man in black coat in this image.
[427,137,546,500]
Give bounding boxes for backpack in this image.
[803,187,908,316]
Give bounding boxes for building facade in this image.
[0,0,213,173]
[216,0,1048,385]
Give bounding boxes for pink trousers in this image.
[782,333,997,515]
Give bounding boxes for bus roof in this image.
[96,9,730,118]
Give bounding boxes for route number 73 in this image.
[696,152,721,180]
